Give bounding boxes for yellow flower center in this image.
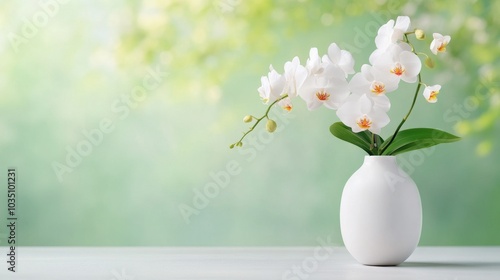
[390,63,405,76]
[370,81,386,95]
[428,90,439,101]
[283,104,293,112]
[316,90,330,101]
[356,115,372,130]
[437,42,447,52]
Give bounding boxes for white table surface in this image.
[1,247,499,279]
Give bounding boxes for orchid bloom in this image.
[278,96,294,112]
[322,43,355,77]
[375,16,411,51]
[372,43,421,83]
[305,47,325,75]
[349,64,399,97]
[258,65,286,104]
[336,93,390,134]
[423,85,441,103]
[430,33,451,55]
[233,15,458,154]
[299,65,349,110]
[283,56,308,98]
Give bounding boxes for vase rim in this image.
[363,155,397,163]
[364,155,396,158]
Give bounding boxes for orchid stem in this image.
[233,95,288,146]
[370,132,376,153]
[381,75,422,154]
[380,35,423,155]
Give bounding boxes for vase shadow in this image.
[400,261,500,269]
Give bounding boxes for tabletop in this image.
[1,246,499,279]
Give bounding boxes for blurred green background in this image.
[0,0,499,246]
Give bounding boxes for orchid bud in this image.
[425,57,435,68]
[229,143,235,149]
[415,29,425,40]
[243,115,253,123]
[266,119,277,133]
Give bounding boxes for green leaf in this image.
[329,122,382,155]
[381,128,461,155]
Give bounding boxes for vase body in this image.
[340,156,422,266]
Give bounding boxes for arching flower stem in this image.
[231,95,289,147]
[380,35,423,154]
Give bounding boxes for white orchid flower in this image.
[298,65,349,111]
[283,56,308,98]
[423,84,441,103]
[372,43,421,83]
[305,47,325,75]
[349,64,399,97]
[337,93,390,134]
[322,43,355,77]
[278,96,294,112]
[430,33,451,55]
[375,16,411,51]
[258,65,286,104]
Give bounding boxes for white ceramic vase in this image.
[340,156,422,266]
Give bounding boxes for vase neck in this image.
[363,155,397,166]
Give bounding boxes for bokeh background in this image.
[0,0,498,246]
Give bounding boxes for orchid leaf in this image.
[329,122,383,155]
[381,128,461,155]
